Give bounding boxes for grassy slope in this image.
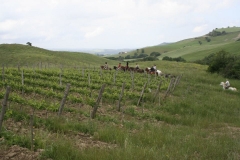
[0,42,240,159]
[116,27,240,61]
[0,44,119,67]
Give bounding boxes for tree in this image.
[141,49,144,53]
[137,53,148,58]
[150,52,161,57]
[207,50,232,74]
[198,41,202,45]
[26,42,32,46]
[125,55,131,59]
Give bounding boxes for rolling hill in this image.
[0,27,240,160]
[0,44,118,68]
[111,26,240,62]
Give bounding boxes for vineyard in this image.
[0,65,183,159]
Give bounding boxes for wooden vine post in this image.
[30,108,35,151]
[163,78,175,100]
[130,72,134,90]
[82,68,84,77]
[88,73,91,86]
[18,63,20,72]
[58,83,71,116]
[91,84,106,119]
[137,82,148,107]
[2,65,4,81]
[153,81,162,103]
[21,70,24,94]
[117,83,125,111]
[0,86,11,133]
[171,76,181,93]
[59,70,62,86]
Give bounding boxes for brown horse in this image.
[145,67,159,75]
[114,66,126,71]
[100,66,111,70]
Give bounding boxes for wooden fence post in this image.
[131,72,134,90]
[91,84,106,119]
[163,78,175,100]
[88,73,91,86]
[30,108,35,151]
[171,76,180,92]
[113,72,116,85]
[58,83,71,116]
[117,83,125,111]
[137,82,148,107]
[2,65,4,81]
[0,86,11,133]
[22,70,24,94]
[59,71,62,86]
[153,81,162,103]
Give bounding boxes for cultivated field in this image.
[0,58,240,159]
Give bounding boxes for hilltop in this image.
[0,44,118,67]
[111,26,240,62]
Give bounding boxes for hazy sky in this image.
[0,0,240,50]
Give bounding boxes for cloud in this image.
[0,0,240,49]
[84,27,104,39]
[193,24,208,33]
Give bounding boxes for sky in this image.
[0,0,240,50]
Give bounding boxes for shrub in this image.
[206,50,240,79]
[150,52,161,57]
[162,56,186,62]
[143,56,158,61]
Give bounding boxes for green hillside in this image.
[0,32,240,159]
[0,44,118,67]
[116,26,240,62]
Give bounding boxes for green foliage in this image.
[142,56,158,61]
[150,52,161,57]
[207,30,226,37]
[205,37,211,42]
[207,50,240,79]
[162,56,186,62]
[194,53,215,65]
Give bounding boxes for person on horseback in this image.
[117,63,122,70]
[150,64,156,72]
[104,62,108,69]
[135,63,139,70]
[225,79,230,89]
[126,61,129,69]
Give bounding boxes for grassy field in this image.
[115,27,240,62]
[0,34,240,159]
[0,44,120,68]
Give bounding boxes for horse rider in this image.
[126,61,129,70]
[104,62,108,69]
[150,64,156,72]
[135,63,139,70]
[117,63,122,70]
[225,79,230,89]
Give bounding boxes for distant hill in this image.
[51,48,135,56]
[157,42,173,46]
[111,26,240,62]
[0,44,118,67]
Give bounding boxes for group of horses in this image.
[100,65,162,76]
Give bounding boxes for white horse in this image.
[156,70,162,76]
[220,82,237,91]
